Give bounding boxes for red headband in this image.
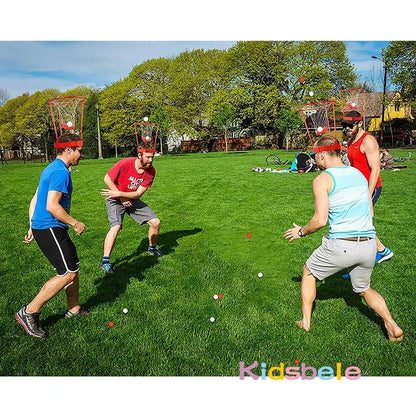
[137,147,156,154]
[312,141,341,153]
[54,141,83,149]
[343,115,362,121]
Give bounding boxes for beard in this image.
[141,162,152,169]
[343,127,357,145]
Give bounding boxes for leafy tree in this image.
[0,95,30,147]
[129,57,173,115]
[99,78,140,154]
[128,57,174,152]
[149,104,173,154]
[15,89,61,159]
[15,90,58,136]
[384,41,416,104]
[273,108,303,150]
[62,85,96,99]
[168,49,232,138]
[227,41,289,136]
[83,89,103,158]
[212,103,239,153]
[226,41,356,146]
[287,41,357,98]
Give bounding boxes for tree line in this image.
[0,41,414,157]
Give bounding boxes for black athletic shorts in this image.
[32,227,79,276]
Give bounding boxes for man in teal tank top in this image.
[284,136,403,342]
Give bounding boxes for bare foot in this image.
[296,320,310,332]
[385,322,403,342]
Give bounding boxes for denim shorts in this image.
[372,186,382,205]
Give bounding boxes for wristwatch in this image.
[298,228,305,237]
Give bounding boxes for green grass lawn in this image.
[1,148,415,376]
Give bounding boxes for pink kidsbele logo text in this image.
[239,361,361,381]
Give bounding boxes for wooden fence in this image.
[182,137,252,153]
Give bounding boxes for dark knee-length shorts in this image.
[32,227,79,276]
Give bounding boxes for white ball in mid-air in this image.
[317,126,323,133]
[145,135,151,142]
[123,308,128,314]
[143,116,149,122]
[67,121,73,127]
[309,91,314,96]
[351,102,356,108]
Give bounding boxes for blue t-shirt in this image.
[31,158,72,230]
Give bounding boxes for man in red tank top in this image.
[343,110,393,264]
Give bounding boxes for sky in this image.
[0,40,391,100]
[1,1,412,101]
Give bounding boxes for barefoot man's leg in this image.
[297,264,317,332]
[360,288,403,341]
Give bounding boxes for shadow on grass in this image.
[84,227,202,309]
[292,272,389,339]
[314,274,388,338]
[41,228,202,329]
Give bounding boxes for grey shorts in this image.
[306,236,376,293]
[105,198,157,228]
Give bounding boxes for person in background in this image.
[380,148,394,170]
[342,111,393,264]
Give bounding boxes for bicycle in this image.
[393,152,412,162]
[266,154,290,165]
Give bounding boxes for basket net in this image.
[134,122,159,153]
[339,89,365,120]
[298,100,337,145]
[48,96,86,147]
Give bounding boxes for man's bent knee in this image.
[302,264,313,277]
[63,272,78,288]
[148,218,160,229]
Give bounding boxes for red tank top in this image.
[347,132,382,188]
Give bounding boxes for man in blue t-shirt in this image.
[16,133,91,339]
